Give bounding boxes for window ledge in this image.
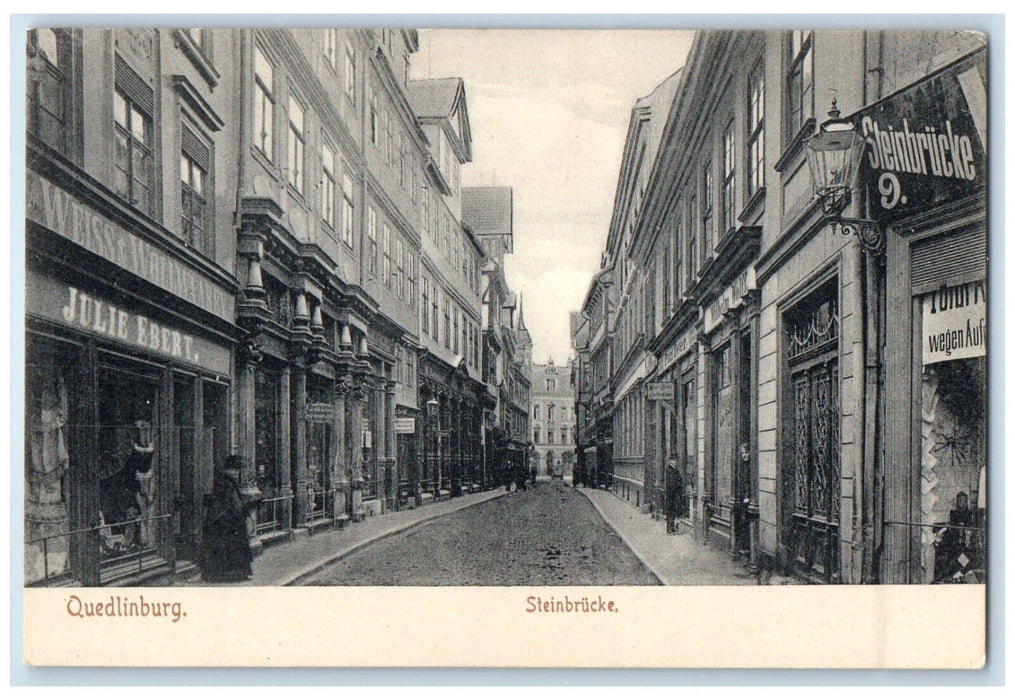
[773,118,816,174]
[172,30,220,90]
[739,186,766,224]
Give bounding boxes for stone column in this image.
[235,339,265,553]
[384,379,397,511]
[348,378,366,520]
[332,378,349,520]
[291,362,307,527]
[278,364,293,532]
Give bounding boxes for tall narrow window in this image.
[27,28,70,155]
[748,65,765,196]
[686,195,698,287]
[432,285,440,341]
[382,223,391,287]
[701,161,713,257]
[253,45,274,159]
[787,30,814,139]
[443,299,451,349]
[453,306,460,354]
[421,180,430,230]
[180,125,210,253]
[113,72,154,215]
[407,253,416,307]
[421,277,430,334]
[344,46,356,102]
[395,237,404,300]
[287,97,305,193]
[369,90,378,145]
[321,142,336,229]
[384,111,393,166]
[399,133,406,187]
[341,173,354,248]
[324,29,338,70]
[367,207,378,275]
[722,120,736,232]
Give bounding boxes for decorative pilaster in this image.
[384,379,397,510]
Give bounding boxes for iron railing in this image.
[25,513,174,586]
[255,494,293,537]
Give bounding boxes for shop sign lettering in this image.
[306,403,334,423]
[658,326,697,372]
[394,417,416,434]
[26,171,233,322]
[27,273,230,375]
[645,382,674,402]
[704,267,755,333]
[922,280,986,365]
[855,50,986,221]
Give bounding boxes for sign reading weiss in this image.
[26,171,234,322]
[922,280,986,365]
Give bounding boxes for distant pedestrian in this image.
[201,455,252,583]
[530,466,537,488]
[664,459,683,535]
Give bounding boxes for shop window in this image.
[713,343,734,505]
[24,337,75,584]
[96,363,159,559]
[784,278,840,582]
[254,367,279,498]
[113,58,154,215]
[180,125,211,255]
[27,28,72,156]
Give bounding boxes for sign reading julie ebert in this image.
[921,280,986,365]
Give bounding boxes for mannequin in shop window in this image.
[129,420,156,546]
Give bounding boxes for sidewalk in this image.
[579,486,758,586]
[184,488,508,586]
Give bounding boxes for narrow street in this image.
[299,480,659,586]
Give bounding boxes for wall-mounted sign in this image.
[27,272,231,375]
[856,50,986,222]
[921,280,986,365]
[306,402,334,423]
[26,171,234,322]
[657,326,697,373]
[394,417,416,434]
[362,430,373,449]
[646,382,675,402]
[704,267,756,333]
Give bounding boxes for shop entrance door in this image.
[306,421,330,523]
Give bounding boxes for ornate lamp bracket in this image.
[832,216,885,261]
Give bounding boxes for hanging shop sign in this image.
[26,171,234,322]
[27,272,231,375]
[704,267,756,334]
[306,402,335,423]
[394,417,416,434]
[657,325,698,373]
[855,49,986,222]
[921,279,986,365]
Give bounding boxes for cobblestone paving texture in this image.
[301,480,659,586]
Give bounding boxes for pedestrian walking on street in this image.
[530,465,537,489]
[664,459,683,535]
[200,455,252,582]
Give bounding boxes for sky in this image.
[413,29,694,364]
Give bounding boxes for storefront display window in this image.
[912,279,986,583]
[25,337,74,584]
[96,362,159,559]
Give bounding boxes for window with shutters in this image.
[180,125,211,255]
[113,58,154,216]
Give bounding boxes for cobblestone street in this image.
[299,480,659,586]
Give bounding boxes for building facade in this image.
[572,29,987,584]
[24,26,499,586]
[464,186,533,488]
[531,358,576,478]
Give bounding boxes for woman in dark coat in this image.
[201,455,253,582]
